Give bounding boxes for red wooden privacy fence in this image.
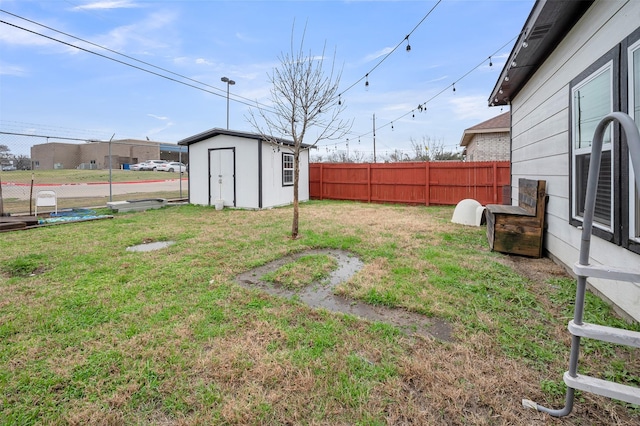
[309,161,510,206]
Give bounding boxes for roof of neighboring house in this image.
[489,0,594,106]
[459,112,510,147]
[177,128,307,148]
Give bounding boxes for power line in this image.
[0,2,468,144]
[338,0,442,99]
[317,33,519,149]
[0,120,112,140]
[2,5,512,150]
[315,0,517,149]
[0,10,278,114]
[0,131,103,142]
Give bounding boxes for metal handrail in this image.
[523,112,640,417]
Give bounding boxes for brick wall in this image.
[465,131,510,162]
[31,143,80,170]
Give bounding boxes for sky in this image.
[0,0,534,160]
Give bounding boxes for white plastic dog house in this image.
[451,199,485,226]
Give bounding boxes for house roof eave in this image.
[459,128,510,147]
[460,133,473,147]
[488,0,594,107]
[459,111,511,146]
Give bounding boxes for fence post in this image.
[367,163,371,203]
[493,161,498,204]
[425,161,430,206]
[319,163,323,201]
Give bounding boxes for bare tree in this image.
[248,26,350,238]
[387,149,411,162]
[409,136,463,161]
[350,150,369,163]
[310,153,325,163]
[14,155,31,170]
[326,150,351,163]
[409,137,430,161]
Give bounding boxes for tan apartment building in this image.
[31,139,187,170]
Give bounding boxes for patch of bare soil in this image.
[497,253,571,284]
[235,249,453,341]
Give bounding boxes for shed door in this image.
[209,148,235,206]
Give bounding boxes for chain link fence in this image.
[0,132,188,215]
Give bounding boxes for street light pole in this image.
[221,76,235,129]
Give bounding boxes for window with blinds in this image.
[575,151,612,226]
[571,63,613,229]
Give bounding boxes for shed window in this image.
[282,153,294,186]
[571,62,613,230]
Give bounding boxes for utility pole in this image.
[221,76,235,129]
[373,113,377,163]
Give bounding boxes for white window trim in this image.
[628,39,640,242]
[282,153,294,186]
[571,60,614,232]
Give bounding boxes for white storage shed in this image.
[177,128,310,209]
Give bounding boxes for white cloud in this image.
[72,1,140,11]
[381,102,416,113]
[448,95,496,121]
[0,23,56,47]
[146,120,175,137]
[195,58,213,66]
[426,75,448,84]
[147,114,169,121]
[235,32,261,43]
[363,47,393,63]
[94,10,177,53]
[0,62,26,76]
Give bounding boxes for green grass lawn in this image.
[0,201,638,425]
[1,169,181,184]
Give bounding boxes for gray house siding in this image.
[509,0,640,321]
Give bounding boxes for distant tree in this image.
[311,153,325,163]
[409,136,463,161]
[14,155,31,170]
[248,25,351,238]
[409,137,430,161]
[0,144,10,160]
[387,149,411,162]
[326,151,350,163]
[434,150,463,161]
[350,150,369,163]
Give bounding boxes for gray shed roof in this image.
[489,0,593,106]
[177,128,308,148]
